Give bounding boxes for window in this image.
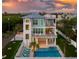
[26,25,29,30]
[35,28,38,34]
[41,20,43,25]
[33,28,43,34]
[40,29,43,34]
[33,19,38,25]
[26,19,29,22]
[26,34,29,39]
[38,29,40,33]
[33,28,35,33]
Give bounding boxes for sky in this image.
[2,0,77,13]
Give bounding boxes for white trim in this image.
[56,45,64,57]
[32,26,56,28]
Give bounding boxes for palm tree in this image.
[29,38,39,52]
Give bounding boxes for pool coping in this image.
[56,45,64,57]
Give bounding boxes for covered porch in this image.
[32,36,56,48]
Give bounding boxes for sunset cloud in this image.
[55,8,75,13]
[18,0,29,2]
[54,3,65,8]
[2,0,77,13]
[56,0,77,7]
[2,0,32,2]
[3,2,16,9]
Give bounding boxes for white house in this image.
[22,12,56,48]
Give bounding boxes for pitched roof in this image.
[22,12,44,19]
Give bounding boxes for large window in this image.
[40,29,43,33]
[33,28,43,34]
[26,19,29,22]
[26,25,29,30]
[33,28,35,33]
[33,19,38,25]
[26,34,29,39]
[41,20,43,25]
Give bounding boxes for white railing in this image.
[57,29,77,48]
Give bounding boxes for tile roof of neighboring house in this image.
[22,12,44,19]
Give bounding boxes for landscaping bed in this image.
[2,40,22,59]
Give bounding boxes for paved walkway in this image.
[57,29,77,48]
[11,33,23,41]
[29,51,34,57]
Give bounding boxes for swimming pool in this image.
[34,47,61,57]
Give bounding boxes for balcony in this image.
[32,28,56,38]
[32,34,56,38]
[45,19,56,27]
[45,28,55,35]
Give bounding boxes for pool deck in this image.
[29,51,34,57]
[56,45,64,57]
[15,42,64,59]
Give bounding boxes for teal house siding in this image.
[32,19,45,35]
[22,13,45,35]
[33,19,45,27]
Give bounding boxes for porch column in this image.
[46,39,48,47]
[54,38,56,46]
[36,38,38,44]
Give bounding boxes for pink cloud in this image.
[56,0,77,7]
[3,1,50,13]
[2,0,77,13]
[55,8,75,13]
[54,2,65,8]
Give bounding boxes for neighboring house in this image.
[22,12,56,48]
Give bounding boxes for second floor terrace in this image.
[31,18,56,28]
[31,28,56,37]
[45,19,56,27]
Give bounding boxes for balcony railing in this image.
[45,19,56,27]
[32,34,56,38]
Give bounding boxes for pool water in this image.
[34,47,61,57]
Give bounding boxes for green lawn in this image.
[56,33,77,57]
[2,40,22,59]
